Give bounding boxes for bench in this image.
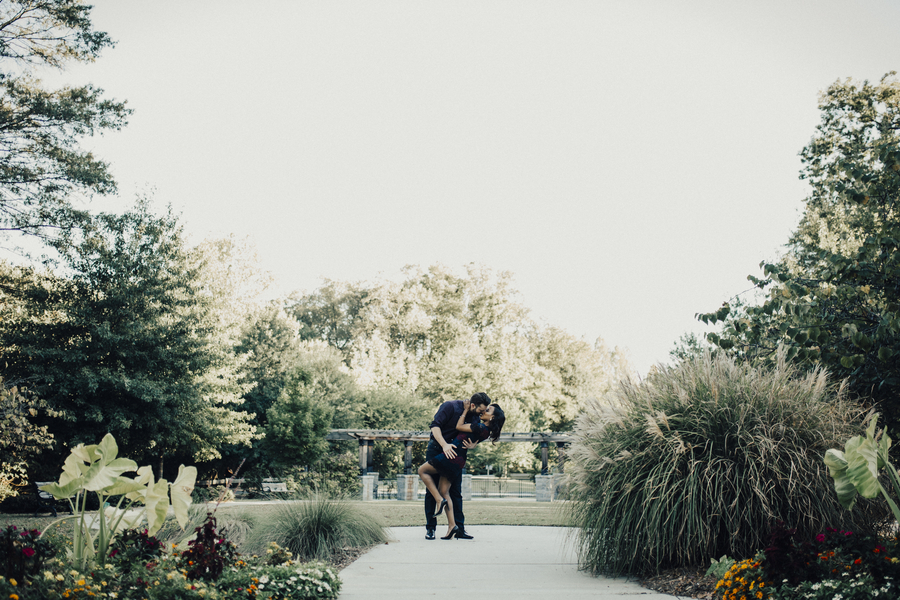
[196,478,288,497]
[261,479,288,493]
[32,481,59,518]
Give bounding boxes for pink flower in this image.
[816,534,826,542]
[22,548,35,557]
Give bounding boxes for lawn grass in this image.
[349,500,570,527]
[1,499,570,541]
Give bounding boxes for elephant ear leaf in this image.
[40,479,83,501]
[845,437,882,499]
[170,465,198,529]
[105,476,147,497]
[824,449,858,510]
[143,479,171,537]
[96,433,119,465]
[82,457,138,492]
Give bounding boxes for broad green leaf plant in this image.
[40,433,197,570]
[824,414,900,524]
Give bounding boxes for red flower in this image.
[22,548,35,557]
[854,558,862,565]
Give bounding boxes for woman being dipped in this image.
[418,398,505,539]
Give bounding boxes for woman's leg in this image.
[417,463,445,504]
[439,476,456,532]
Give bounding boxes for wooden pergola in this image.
[326,429,574,476]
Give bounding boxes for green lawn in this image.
[2,499,571,538]
[351,500,571,527]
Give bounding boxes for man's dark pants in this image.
[424,439,464,531]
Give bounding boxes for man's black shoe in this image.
[454,528,474,540]
[425,528,435,540]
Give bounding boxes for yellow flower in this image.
[10,594,20,600]
[77,579,86,586]
[8,579,15,586]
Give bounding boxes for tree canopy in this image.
[0,1,129,240]
[697,72,900,430]
[0,201,255,469]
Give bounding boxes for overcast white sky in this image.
[36,1,900,375]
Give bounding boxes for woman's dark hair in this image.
[470,392,492,408]
[486,403,505,442]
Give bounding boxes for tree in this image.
[258,344,342,470]
[0,1,130,240]
[697,73,900,430]
[287,279,368,359]
[0,200,255,467]
[235,305,305,430]
[0,376,56,500]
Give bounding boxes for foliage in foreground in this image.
[248,496,388,562]
[566,352,883,575]
[40,433,197,571]
[0,548,341,599]
[824,413,900,524]
[713,523,898,600]
[0,505,347,599]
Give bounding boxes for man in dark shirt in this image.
[424,392,492,540]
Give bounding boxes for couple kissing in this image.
[418,392,506,540]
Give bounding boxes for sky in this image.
[33,0,900,376]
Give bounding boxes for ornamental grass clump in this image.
[249,495,388,562]
[566,351,884,576]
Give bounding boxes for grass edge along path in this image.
[2,498,570,541]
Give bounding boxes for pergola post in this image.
[403,441,414,474]
[358,439,368,475]
[540,441,550,475]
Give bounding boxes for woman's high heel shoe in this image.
[441,526,459,540]
[434,499,447,517]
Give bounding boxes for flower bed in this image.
[710,523,897,600]
[0,523,340,599]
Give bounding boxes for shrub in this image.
[178,512,239,582]
[566,351,884,575]
[760,523,900,587]
[0,525,55,583]
[108,528,164,573]
[249,495,388,561]
[0,554,342,599]
[217,562,341,599]
[769,572,896,600]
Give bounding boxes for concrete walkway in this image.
[338,526,682,599]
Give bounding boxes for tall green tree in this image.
[0,201,255,467]
[0,1,130,240]
[698,72,900,430]
[0,376,56,499]
[287,279,368,359]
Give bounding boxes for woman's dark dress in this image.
[428,421,491,478]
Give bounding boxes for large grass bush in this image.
[566,351,885,576]
[248,495,388,561]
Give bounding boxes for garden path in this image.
[337,526,681,599]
